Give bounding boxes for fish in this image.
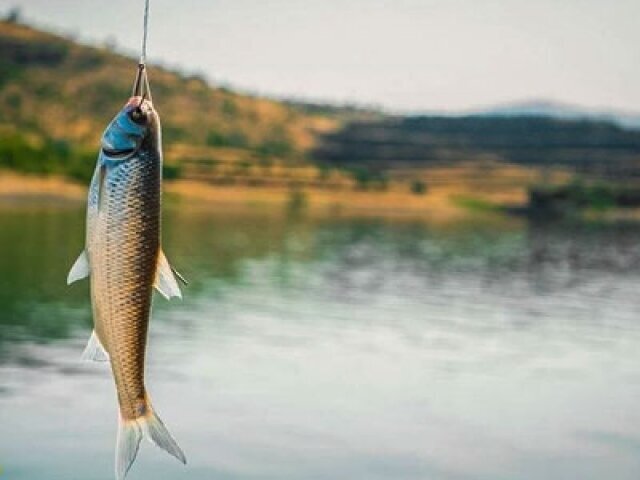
[67,64,186,480]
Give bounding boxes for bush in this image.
[257,138,293,158]
[349,166,387,190]
[410,180,427,195]
[163,164,182,180]
[206,130,248,148]
[163,125,187,143]
[221,98,237,116]
[257,127,295,158]
[0,132,95,181]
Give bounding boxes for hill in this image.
[0,19,349,182]
[3,18,640,218]
[313,115,640,180]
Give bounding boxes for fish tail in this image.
[115,397,186,480]
[139,396,187,464]
[116,417,142,480]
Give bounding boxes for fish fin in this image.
[171,266,189,286]
[116,417,142,480]
[98,164,107,212]
[67,250,90,285]
[154,250,182,300]
[80,330,109,362]
[139,401,187,465]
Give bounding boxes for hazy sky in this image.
[2,0,639,112]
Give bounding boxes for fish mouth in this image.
[102,146,137,158]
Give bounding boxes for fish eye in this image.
[130,107,147,124]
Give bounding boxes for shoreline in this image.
[0,172,496,221]
[0,172,87,202]
[3,172,639,224]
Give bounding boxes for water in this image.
[1,201,640,480]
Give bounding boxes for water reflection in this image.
[1,203,640,479]
[0,205,89,356]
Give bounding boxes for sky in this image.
[2,0,639,113]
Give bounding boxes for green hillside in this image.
[0,19,345,182]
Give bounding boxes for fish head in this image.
[100,96,160,161]
[100,64,160,161]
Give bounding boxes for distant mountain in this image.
[472,99,640,130]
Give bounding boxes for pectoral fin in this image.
[154,250,183,300]
[67,250,90,285]
[171,267,188,286]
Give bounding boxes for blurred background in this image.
[1,1,640,479]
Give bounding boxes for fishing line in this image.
[140,0,150,65]
[133,0,153,102]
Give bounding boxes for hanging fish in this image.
[67,63,187,479]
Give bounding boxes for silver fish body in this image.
[89,96,160,420]
[68,94,185,479]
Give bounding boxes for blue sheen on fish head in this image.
[100,97,160,162]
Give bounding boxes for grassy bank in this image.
[0,170,524,223]
[0,130,95,181]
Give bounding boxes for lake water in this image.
[1,201,640,480]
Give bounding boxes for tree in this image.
[6,7,21,23]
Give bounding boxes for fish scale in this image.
[93,149,160,421]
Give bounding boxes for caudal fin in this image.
[115,400,186,479]
[140,405,187,464]
[116,418,142,480]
